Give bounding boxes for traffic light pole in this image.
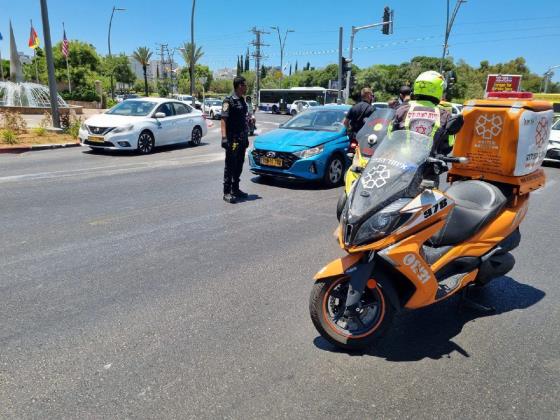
[344,22,389,102]
[337,27,343,103]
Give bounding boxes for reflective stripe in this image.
[403,101,441,139]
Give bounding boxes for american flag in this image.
[62,29,69,58]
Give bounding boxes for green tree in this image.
[180,42,204,88]
[132,46,153,96]
[245,49,250,73]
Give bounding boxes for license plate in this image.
[88,135,104,143]
[260,157,283,167]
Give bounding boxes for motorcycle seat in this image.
[430,180,507,246]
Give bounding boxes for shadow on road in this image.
[82,142,210,157]
[313,276,545,361]
[250,175,340,191]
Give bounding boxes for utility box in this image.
[449,93,553,194]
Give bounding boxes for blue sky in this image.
[1,0,559,81]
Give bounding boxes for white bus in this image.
[259,87,339,114]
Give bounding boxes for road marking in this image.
[0,152,224,184]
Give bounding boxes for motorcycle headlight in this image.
[293,145,324,158]
[113,124,134,134]
[351,198,412,246]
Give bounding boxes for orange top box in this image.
[449,97,553,192]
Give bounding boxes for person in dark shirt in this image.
[221,76,250,203]
[343,88,375,139]
[389,85,412,109]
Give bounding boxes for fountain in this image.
[0,21,78,114]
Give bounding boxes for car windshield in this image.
[552,119,560,130]
[308,101,319,106]
[282,108,347,132]
[348,130,433,220]
[209,100,221,106]
[106,100,157,116]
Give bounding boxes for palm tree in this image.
[180,42,204,90]
[132,46,153,97]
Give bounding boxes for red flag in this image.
[28,24,40,49]
[62,29,69,58]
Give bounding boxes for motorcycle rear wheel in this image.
[309,276,394,351]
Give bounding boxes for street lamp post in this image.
[440,0,466,73]
[543,65,560,93]
[271,26,294,76]
[108,6,125,100]
[190,0,196,106]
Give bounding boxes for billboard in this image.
[485,74,522,97]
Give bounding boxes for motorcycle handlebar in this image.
[429,155,468,164]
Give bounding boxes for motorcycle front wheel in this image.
[309,276,394,351]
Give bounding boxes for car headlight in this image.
[351,198,412,245]
[113,124,134,134]
[293,145,324,158]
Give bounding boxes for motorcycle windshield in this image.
[348,130,433,221]
[355,108,396,157]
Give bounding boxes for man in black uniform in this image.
[221,76,250,203]
[343,87,375,139]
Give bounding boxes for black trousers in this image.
[223,142,247,194]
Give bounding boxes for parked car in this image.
[546,117,560,161]
[288,100,319,116]
[79,98,207,154]
[176,94,202,109]
[249,105,351,187]
[203,98,223,119]
[116,93,140,103]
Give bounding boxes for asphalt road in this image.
[1,112,559,419]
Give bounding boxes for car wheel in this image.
[290,109,297,116]
[324,155,344,188]
[190,126,202,146]
[137,131,155,154]
[210,111,214,120]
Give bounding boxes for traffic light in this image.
[342,57,352,74]
[445,70,457,89]
[349,74,356,92]
[382,6,393,35]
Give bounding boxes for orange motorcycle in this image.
[309,95,552,350]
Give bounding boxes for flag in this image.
[62,29,69,58]
[28,24,40,49]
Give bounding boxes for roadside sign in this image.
[485,74,522,97]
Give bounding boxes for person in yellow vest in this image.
[392,70,454,156]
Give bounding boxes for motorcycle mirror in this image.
[446,114,464,135]
[367,134,378,146]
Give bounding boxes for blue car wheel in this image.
[323,154,345,188]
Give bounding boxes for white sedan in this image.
[546,118,560,161]
[79,98,208,154]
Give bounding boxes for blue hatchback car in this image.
[249,105,350,187]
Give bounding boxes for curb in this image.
[0,142,81,154]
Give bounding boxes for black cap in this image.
[400,85,412,95]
